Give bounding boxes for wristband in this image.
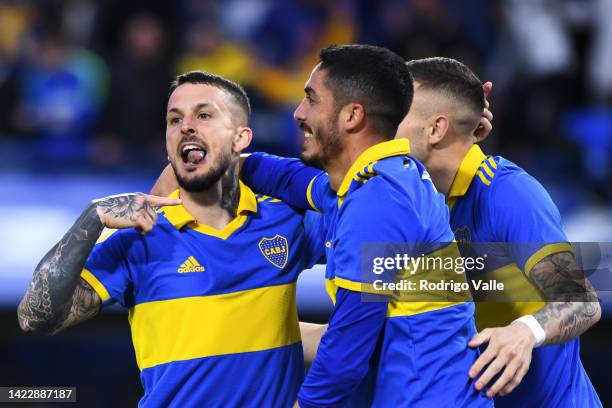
[513,315,546,347]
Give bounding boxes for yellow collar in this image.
[447,144,487,201]
[161,180,258,230]
[337,138,410,198]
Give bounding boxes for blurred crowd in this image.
[0,0,611,199]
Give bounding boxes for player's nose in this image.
[293,100,307,123]
[180,116,196,135]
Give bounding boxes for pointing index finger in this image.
[144,194,182,207]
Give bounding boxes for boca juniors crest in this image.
[259,235,289,269]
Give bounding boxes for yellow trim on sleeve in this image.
[481,162,495,178]
[80,269,111,302]
[487,157,498,169]
[306,176,321,213]
[524,243,574,275]
[476,170,491,186]
[96,228,118,244]
[333,276,393,295]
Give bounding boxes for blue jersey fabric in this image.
[81,182,324,408]
[243,140,491,407]
[447,144,601,408]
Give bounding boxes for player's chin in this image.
[300,150,324,169]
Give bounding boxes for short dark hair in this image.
[168,71,251,124]
[319,44,413,139]
[405,57,484,114]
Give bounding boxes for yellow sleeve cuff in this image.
[333,276,394,296]
[524,243,574,275]
[80,269,111,302]
[306,176,321,213]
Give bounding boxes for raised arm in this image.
[241,152,326,211]
[17,193,180,335]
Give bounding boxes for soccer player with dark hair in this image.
[397,57,601,407]
[18,71,324,407]
[239,45,491,407]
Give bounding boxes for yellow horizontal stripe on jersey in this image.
[329,243,471,316]
[524,242,574,275]
[471,262,545,331]
[387,300,465,317]
[128,283,300,370]
[475,301,545,332]
[326,277,465,316]
[80,269,111,302]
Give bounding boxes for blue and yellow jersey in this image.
[80,182,324,408]
[243,140,491,407]
[448,144,601,407]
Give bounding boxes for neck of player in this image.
[180,164,240,229]
[326,134,386,192]
[425,141,473,196]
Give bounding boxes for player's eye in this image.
[198,112,211,120]
[168,117,181,125]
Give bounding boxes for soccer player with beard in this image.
[18,71,324,407]
[239,45,492,407]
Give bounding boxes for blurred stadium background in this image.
[0,0,611,406]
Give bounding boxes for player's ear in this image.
[232,127,252,153]
[428,115,450,146]
[342,103,366,133]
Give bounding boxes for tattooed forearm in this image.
[18,192,175,334]
[530,252,601,345]
[17,203,104,334]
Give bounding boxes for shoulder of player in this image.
[341,175,414,219]
[483,160,557,219]
[250,195,308,221]
[487,160,546,197]
[254,194,297,211]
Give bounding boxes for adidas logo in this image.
[177,256,205,273]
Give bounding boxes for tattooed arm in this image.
[468,251,601,397]
[17,193,181,335]
[530,251,601,344]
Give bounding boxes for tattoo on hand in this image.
[95,193,151,223]
[530,252,601,344]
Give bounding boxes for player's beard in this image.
[172,150,233,193]
[300,113,342,170]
